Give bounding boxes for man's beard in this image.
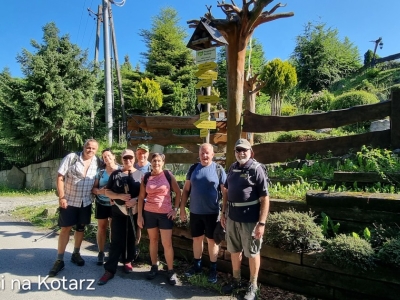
[236,157,249,165]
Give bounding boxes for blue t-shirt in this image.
[187,162,227,214]
[134,162,151,173]
[95,166,120,206]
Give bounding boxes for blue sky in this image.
[2,0,399,78]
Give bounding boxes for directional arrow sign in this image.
[197,70,218,80]
[199,128,208,137]
[194,120,217,129]
[195,78,213,89]
[197,61,217,72]
[198,95,220,104]
[199,112,209,121]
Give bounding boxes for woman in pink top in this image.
[137,153,181,285]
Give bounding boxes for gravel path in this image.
[0,194,58,215]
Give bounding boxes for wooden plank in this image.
[261,245,301,264]
[163,153,226,164]
[333,171,400,183]
[252,130,391,164]
[391,88,400,148]
[128,132,228,146]
[242,101,391,133]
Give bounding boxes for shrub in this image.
[330,90,379,110]
[377,237,400,268]
[306,90,335,111]
[264,209,324,253]
[281,103,297,116]
[276,130,330,142]
[323,234,376,272]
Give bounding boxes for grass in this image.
[0,185,56,197]
[12,204,59,228]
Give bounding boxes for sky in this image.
[1,0,399,78]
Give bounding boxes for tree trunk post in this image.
[391,88,400,148]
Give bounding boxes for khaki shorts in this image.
[225,217,263,258]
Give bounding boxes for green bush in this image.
[365,68,380,79]
[281,103,297,116]
[377,237,400,268]
[323,234,376,272]
[330,90,379,110]
[276,130,330,142]
[264,209,324,253]
[306,90,335,111]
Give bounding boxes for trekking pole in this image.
[33,226,59,242]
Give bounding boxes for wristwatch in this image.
[173,207,178,212]
[258,222,265,226]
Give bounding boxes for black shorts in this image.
[144,211,173,230]
[95,201,112,219]
[190,212,219,239]
[58,204,92,227]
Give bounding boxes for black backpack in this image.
[187,162,224,201]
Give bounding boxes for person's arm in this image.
[91,178,105,195]
[57,173,68,209]
[136,180,146,229]
[220,185,228,229]
[167,174,181,219]
[179,180,191,222]
[253,195,270,239]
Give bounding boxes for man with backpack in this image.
[180,143,227,284]
[220,138,270,300]
[48,139,100,277]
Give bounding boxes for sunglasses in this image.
[235,148,250,153]
[122,155,134,160]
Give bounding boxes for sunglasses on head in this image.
[235,148,249,153]
[122,155,134,160]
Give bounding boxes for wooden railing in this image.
[242,89,400,164]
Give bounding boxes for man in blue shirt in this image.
[220,138,269,300]
[180,143,226,284]
[134,144,151,173]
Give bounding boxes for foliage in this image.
[377,237,400,268]
[305,90,335,111]
[320,212,340,238]
[292,22,361,92]
[261,59,297,115]
[275,130,330,142]
[364,49,380,67]
[323,234,376,272]
[131,78,163,114]
[370,223,400,249]
[330,90,379,110]
[280,103,297,116]
[12,205,59,229]
[140,8,196,115]
[264,209,324,253]
[0,23,100,163]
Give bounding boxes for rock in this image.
[6,166,26,189]
[370,119,390,132]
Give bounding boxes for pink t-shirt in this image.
[144,171,172,214]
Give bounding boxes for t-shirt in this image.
[187,162,227,215]
[106,169,143,204]
[144,171,173,214]
[225,159,269,223]
[134,162,151,173]
[95,166,120,206]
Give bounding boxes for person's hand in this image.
[179,209,187,222]
[137,215,144,229]
[126,198,137,208]
[59,198,68,209]
[167,209,177,220]
[119,194,131,202]
[220,214,226,229]
[253,223,265,240]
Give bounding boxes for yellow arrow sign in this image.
[195,78,213,89]
[199,112,209,121]
[198,95,220,104]
[194,120,217,129]
[197,61,217,72]
[197,70,218,80]
[200,128,208,137]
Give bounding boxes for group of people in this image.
[48,137,269,300]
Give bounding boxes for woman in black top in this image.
[97,149,143,285]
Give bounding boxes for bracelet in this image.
[258,222,265,226]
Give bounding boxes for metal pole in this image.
[103,0,113,146]
[91,5,102,135]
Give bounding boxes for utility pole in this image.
[103,0,113,146]
[108,4,126,141]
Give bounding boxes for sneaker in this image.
[184,266,202,277]
[207,269,217,284]
[71,252,85,266]
[97,252,105,266]
[124,262,133,273]
[97,270,114,285]
[146,265,158,280]
[222,278,241,295]
[48,259,65,277]
[167,270,177,286]
[244,283,258,300]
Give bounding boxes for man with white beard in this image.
[220,138,269,300]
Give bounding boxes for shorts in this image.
[58,204,92,227]
[144,210,173,230]
[190,212,219,239]
[95,201,112,219]
[225,217,263,258]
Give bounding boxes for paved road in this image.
[0,195,231,300]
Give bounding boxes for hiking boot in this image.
[222,278,241,295]
[97,252,105,266]
[48,259,64,277]
[124,262,133,273]
[146,265,158,280]
[97,270,114,285]
[244,283,259,300]
[71,252,85,266]
[167,269,177,286]
[207,269,217,284]
[184,266,202,277]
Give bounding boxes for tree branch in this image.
[252,11,294,28]
[217,1,241,16]
[268,2,286,15]
[187,19,200,28]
